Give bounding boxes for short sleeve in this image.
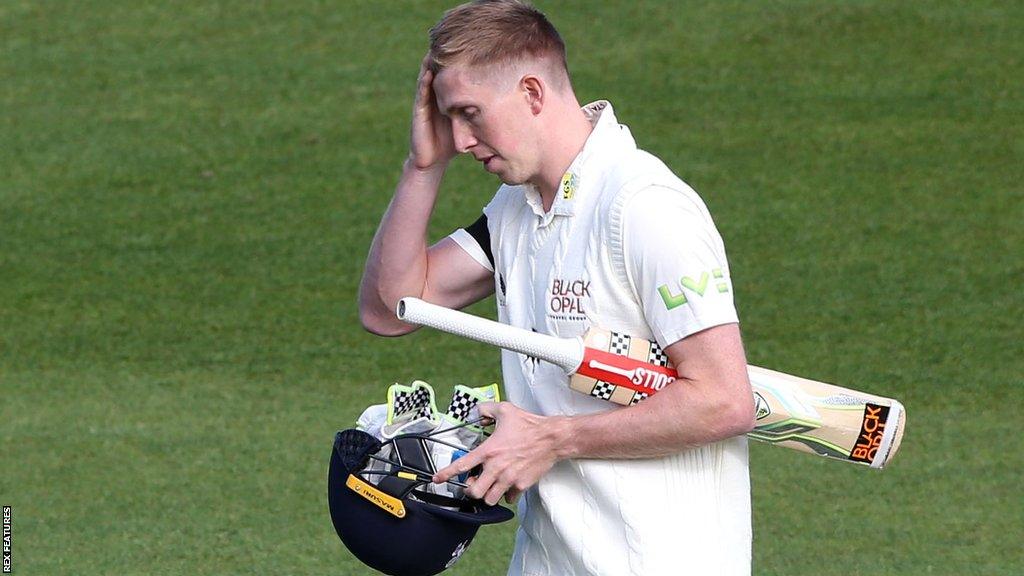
[448,213,494,272]
[620,185,739,348]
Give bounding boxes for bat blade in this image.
[396,297,905,469]
[746,366,906,468]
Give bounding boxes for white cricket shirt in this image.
[450,101,751,576]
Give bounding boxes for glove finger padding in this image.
[351,380,501,501]
[430,383,500,498]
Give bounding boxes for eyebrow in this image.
[444,103,477,116]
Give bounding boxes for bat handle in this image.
[397,297,584,374]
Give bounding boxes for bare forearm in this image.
[434,376,755,505]
[555,377,755,460]
[358,159,446,334]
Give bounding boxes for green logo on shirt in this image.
[658,269,729,310]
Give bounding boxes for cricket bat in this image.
[396,297,906,469]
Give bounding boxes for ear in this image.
[520,75,545,115]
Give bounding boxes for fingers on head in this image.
[418,70,433,95]
[419,54,435,79]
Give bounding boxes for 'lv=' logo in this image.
[658,269,729,310]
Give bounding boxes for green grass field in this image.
[2,1,1021,574]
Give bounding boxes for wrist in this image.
[404,155,449,179]
[548,415,579,460]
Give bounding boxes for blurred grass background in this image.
[1,0,1021,574]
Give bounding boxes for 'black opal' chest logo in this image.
[549,278,590,320]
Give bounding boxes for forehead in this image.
[433,65,509,110]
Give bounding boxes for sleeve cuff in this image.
[448,228,494,273]
[655,311,740,350]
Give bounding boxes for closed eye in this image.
[450,106,479,122]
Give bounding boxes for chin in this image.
[498,172,527,186]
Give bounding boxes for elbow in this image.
[734,406,757,437]
[358,306,392,336]
[358,292,414,337]
[734,396,758,436]
[721,370,758,438]
[719,393,757,439]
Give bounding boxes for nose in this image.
[451,119,477,153]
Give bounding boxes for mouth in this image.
[481,156,498,171]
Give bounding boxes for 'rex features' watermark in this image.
[3,506,10,573]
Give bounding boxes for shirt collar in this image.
[523,100,635,221]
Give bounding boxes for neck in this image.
[532,103,594,211]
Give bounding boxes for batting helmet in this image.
[327,427,513,576]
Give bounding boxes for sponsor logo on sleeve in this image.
[658,269,730,310]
